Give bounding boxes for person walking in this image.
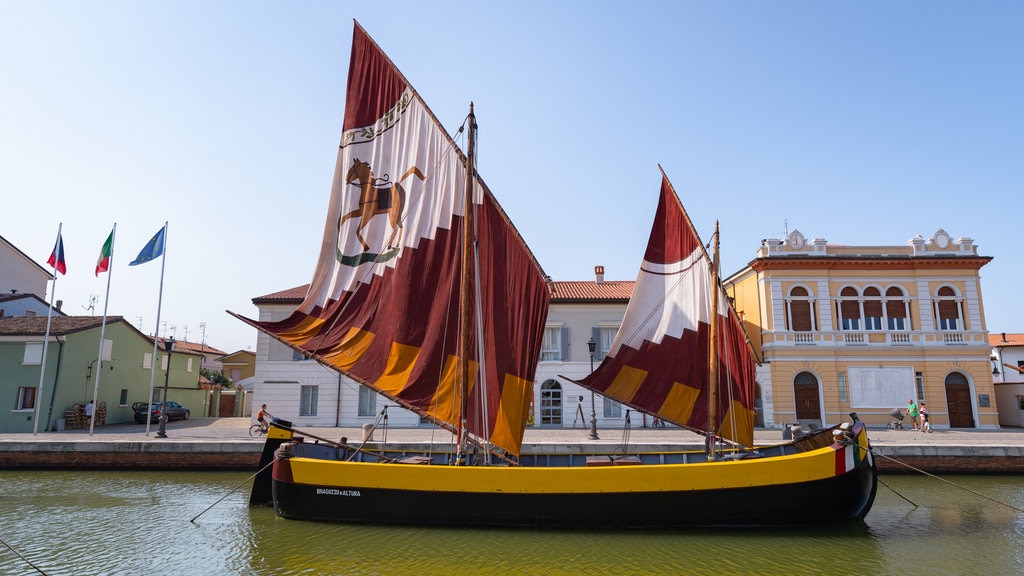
[920,402,931,432]
[907,398,919,431]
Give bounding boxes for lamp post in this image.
[156,337,174,439]
[587,337,599,440]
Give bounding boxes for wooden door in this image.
[794,372,821,423]
[944,374,975,428]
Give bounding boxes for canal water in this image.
[1,471,1021,575]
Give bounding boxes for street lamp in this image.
[587,337,599,440]
[156,337,174,438]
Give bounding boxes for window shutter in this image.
[592,327,605,361]
[560,326,571,361]
[790,300,812,331]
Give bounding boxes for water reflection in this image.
[1,471,1021,576]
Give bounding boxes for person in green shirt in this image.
[907,399,919,431]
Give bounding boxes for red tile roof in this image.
[255,281,636,305]
[550,281,633,302]
[989,333,1024,346]
[0,315,118,336]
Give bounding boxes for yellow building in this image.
[724,228,997,430]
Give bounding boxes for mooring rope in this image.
[0,537,49,575]
[190,457,277,524]
[853,443,1024,514]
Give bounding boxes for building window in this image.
[299,385,318,416]
[590,326,618,361]
[540,379,562,425]
[541,326,569,361]
[863,287,883,331]
[186,358,194,373]
[119,389,128,406]
[837,372,847,402]
[915,372,925,402]
[16,386,37,410]
[100,338,113,361]
[838,287,861,330]
[292,349,309,362]
[143,353,153,369]
[603,398,622,418]
[885,286,909,330]
[358,386,376,417]
[23,342,43,365]
[786,286,815,331]
[935,286,962,330]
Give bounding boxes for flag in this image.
[95,228,114,276]
[130,225,166,266]
[47,231,66,275]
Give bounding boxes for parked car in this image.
[132,401,190,424]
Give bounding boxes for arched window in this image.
[539,379,562,426]
[885,286,909,330]
[863,287,883,330]
[838,287,861,330]
[935,286,962,330]
[786,286,815,331]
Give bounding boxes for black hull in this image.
[272,461,875,528]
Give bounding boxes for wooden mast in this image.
[457,103,477,462]
[706,221,720,459]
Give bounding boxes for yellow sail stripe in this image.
[490,373,532,456]
[719,399,755,447]
[657,381,700,423]
[426,354,459,424]
[376,341,421,397]
[274,315,328,346]
[320,327,375,371]
[604,365,647,403]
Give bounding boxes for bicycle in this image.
[249,422,268,436]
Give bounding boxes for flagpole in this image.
[144,222,168,437]
[33,224,62,436]
[89,224,116,436]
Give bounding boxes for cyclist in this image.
[256,404,273,433]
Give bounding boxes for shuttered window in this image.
[936,286,961,330]
[839,287,860,330]
[787,287,813,331]
[886,287,908,330]
[863,287,883,330]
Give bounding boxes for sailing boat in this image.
[242,22,877,528]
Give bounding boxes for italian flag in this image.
[95,228,114,276]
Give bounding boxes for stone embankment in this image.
[1,418,1022,473]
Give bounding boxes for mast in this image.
[706,221,720,459]
[457,103,477,462]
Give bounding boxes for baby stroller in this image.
[887,408,906,430]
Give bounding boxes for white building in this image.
[249,266,648,431]
[991,332,1024,427]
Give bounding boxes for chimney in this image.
[55,300,63,311]
[594,265,605,284]
[1003,332,1008,343]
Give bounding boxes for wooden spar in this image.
[457,103,476,461]
[706,221,720,459]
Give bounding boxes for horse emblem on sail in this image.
[337,157,425,265]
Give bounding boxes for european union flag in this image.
[129,225,166,266]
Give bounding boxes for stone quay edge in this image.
[1,418,1023,474]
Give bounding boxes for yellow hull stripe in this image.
[287,445,847,494]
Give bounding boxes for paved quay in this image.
[2,418,1023,473]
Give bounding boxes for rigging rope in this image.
[0,537,49,576]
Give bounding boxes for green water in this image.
[1,471,1021,575]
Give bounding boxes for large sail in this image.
[576,170,757,446]
[235,22,550,456]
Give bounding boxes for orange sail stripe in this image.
[605,365,647,403]
[490,373,533,456]
[376,341,422,397]
[657,381,700,424]
[719,399,755,447]
[319,327,375,371]
[275,314,328,346]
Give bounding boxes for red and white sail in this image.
[236,22,550,456]
[577,170,757,446]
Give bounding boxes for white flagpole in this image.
[33,223,61,436]
[144,222,168,437]
[89,224,116,436]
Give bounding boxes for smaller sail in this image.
[577,170,757,446]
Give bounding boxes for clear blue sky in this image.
[3,1,1021,353]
